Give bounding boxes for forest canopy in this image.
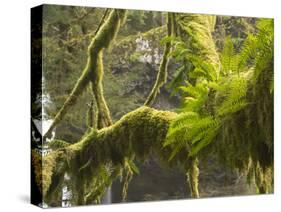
[31,5,273,207]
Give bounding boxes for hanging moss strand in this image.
[187,158,200,198]
[122,171,133,201]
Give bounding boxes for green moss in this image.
[42,151,66,197]
[43,107,180,201]
[89,51,112,128]
[49,139,71,150]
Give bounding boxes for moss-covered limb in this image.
[42,106,203,202]
[144,13,174,106]
[177,14,221,78]
[87,9,127,128]
[48,139,71,150]
[90,51,112,129]
[44,9,127,138]
[186,158,200,198]
[79,106,177,166]
[43,107,178,198]
[92,9,110,36]
[88,9,127,52]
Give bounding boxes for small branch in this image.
[144,13,174,106]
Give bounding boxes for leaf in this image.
[189,125,219,157]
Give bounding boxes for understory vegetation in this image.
[31,5,273,207]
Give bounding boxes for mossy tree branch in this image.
[44,9,127,138]
[41,107,198,202]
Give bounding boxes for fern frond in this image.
[216,76,248,116]
[237,33,257,71]
[189,124,219,157]
[187,55,217,81]
[168,63,193,96]
[221,36,241,74]
[170,111,199,128]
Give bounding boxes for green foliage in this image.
[166,18,274,193]
[215,76,248,116]
[166,14,220,97]
[221,36,239,74]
